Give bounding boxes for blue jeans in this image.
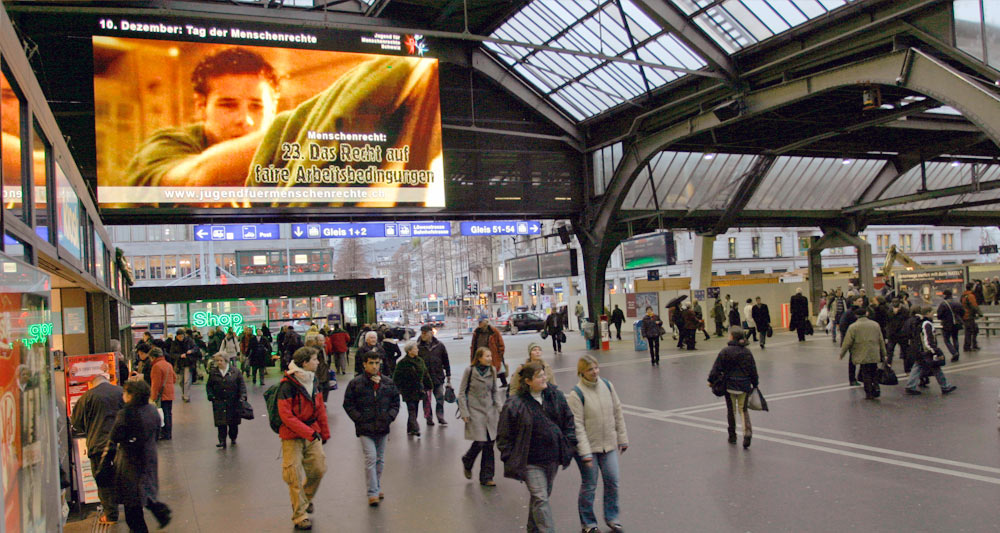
[359,434,387,497]
[576,450,620,528]
[524,463,558,533]
[905,361,950,390]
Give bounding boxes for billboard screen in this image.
[92,29,443,209]
[508,256,540,282]
[538,249,578,278]
[896,268,966,308]
[621,232,675,270]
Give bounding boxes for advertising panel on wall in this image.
[621,232,675,270]
[55,163,83,260]
[895,268,967,307]
[508,256,540,282]
[91,20,443,210]
[0,254,58,533]
[538,249,578,278]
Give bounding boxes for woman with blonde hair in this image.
[509,342,556,396]
[566,355,628,533]
[458,347,505,486]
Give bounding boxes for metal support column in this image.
[691,234,716,290]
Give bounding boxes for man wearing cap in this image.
[471,318,507,387]
[418,324,452,426]
[71,372,124,524]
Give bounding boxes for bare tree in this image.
[334,239,370,278]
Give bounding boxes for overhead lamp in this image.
[150,301,158,305]
[841,158,853,165]
[703,152,715,160]
[951,160,961,167]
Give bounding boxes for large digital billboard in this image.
[508,256,540,282]
[92,24,443,209]
[538,249,578,278]
[621,232,676,270]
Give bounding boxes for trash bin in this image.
[633,321,647,352]
[581,320,596,350]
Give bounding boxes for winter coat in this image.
[566,378,628,458]
[206,364,247,427]
[470,325,506,374]
[342,373,400,437]
[418,336,451,386]
[984,281,997,304]
[219,335,240,359]
[610,308,625,326]
[247,336,272,367]
[277,372,331,441]
[329,330,351,353]
[789,294,809,330]
[681,309,699,330]
[110,402,160,508]
[392,355,433,403]
[544,313,564,335]
[708,341,759,393]
[640,314,663,338]
[150,356,175,402]
[743,304,756,328]
[315,347,331,387]
[509,360,557,396]
[457,365,504,442]
[496,386,577,482]
[712,302,725,323]
[728,307,741,327]
[936,298,963,331]
[170,336,201,367]
[886,305,910,341]
[961,290,980,321]
[871,303,889,336]
[70,381,124,455]
[839,317,887,365]
[752,304,771,329]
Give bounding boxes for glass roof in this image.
[488,0,857,120]
[879,162,1000,212]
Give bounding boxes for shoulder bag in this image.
[746,386,769,411]
[709,372,727,397]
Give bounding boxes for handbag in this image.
[558,332,567,343]
[93,442,117,486]
[877,363,898,385]
[766,326,773,338]
[928,347,947,368]
[239,399,255,420]
[746,387,769,411]
[444,384,456,403]
[709,373,727,397]
[540,330,548,339]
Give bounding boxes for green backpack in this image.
[263,380,287,434]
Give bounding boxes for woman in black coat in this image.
[707,327,759,449]
[728,303,741,328]
[206,353,247,448]
[110,380,171,532]
[392,341,433,436]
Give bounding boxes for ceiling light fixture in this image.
[841,158,853,165]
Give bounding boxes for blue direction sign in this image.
[194,224,280,241]
[290,222,451,239]
[459,220,541,236]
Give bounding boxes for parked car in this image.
[379,310,405,326]
[423,313,445,329]
[497,312,545,334]
[382,324,416,341]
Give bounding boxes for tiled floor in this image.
[66,328,1000,532]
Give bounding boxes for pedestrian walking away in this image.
[148,347,175,440]
[789,288,810,342]
[567,355,629,533]
[71,372,124,524]
[838,307,887,400]
[708,326,759,449]
[458,347,505,486]
[752,297,771,349]
[497,362,577,533]
[610,305,625,340]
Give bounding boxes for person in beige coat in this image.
[458,347,506,485]
[839,307,887,400]
[566,355,628,533]
[508,342,556,396]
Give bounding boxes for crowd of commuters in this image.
[70,281,996,531]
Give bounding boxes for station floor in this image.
[68,326,1000,532]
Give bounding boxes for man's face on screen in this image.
[197,73,277,146]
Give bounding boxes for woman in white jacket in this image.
[566,355,628,533]
[219,329,240,363]
[458,347,505,486]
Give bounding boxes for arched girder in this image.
[589,48,1000,242]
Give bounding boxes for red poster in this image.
[64,353,117,419]
[625,293,637,318]
[0,292,26,532]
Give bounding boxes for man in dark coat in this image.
[680,303,699,350]
[751,297,771,349]
[418,325,451,426]
[885,299,910,366]
[247,330,272,385]
[169,329,200,402]
[343,351,400,506]
[711,299,726,337]
[71,373,124,524]
[610,305,625,340]
[789,288,810,342]
[936,289,963,362]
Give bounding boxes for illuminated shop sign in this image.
[191,311,253,335]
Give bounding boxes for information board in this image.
[538,249,578,278]
[291,221,450,239]
[195,224,281,241]
[460,221,541,236]
[896,268,966,307]
[508,256,540,282]
[621,233,675,270]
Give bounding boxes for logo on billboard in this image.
[405,34,428,56]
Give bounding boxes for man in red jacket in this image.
[149,347,176,440]
[278,347,330,531]
[327,323,351,375]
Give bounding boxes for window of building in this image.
[749,269,766,274]
[876,234,891,253]
[900,234,913,252]
[131,225,145,241]
[178,255,193,277]
[236,250,287,276]
[920,233,934,251]
[772,268,787,273]
[725,270,742,276]
[288,249,333,274]
[114,226,130,243]
[32,125,49,239]
[4,232,31,264]
[131,256,146,280]
[163,255,177,279]
[728,237,737,259]
[942,233,955,250]
[751,237,760,258]
[774,236,783,257]
[146,225,162,241]
[798,237,811,256]
[148,256,162,279]
[163,225,187,241]
[216,253,236,275]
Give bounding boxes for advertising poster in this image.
[634,293,659,316]
[64,353,117,419]
[0,258,56,533]
[626,293,637,318]
[92,30,443,209]
[896,268,966,307]
[72,438,99,504]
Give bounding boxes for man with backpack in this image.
[267,347,330,531]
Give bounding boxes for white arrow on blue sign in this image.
[194,224,281,242]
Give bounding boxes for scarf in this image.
[288,361,315,397]
[475,364,490,377]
